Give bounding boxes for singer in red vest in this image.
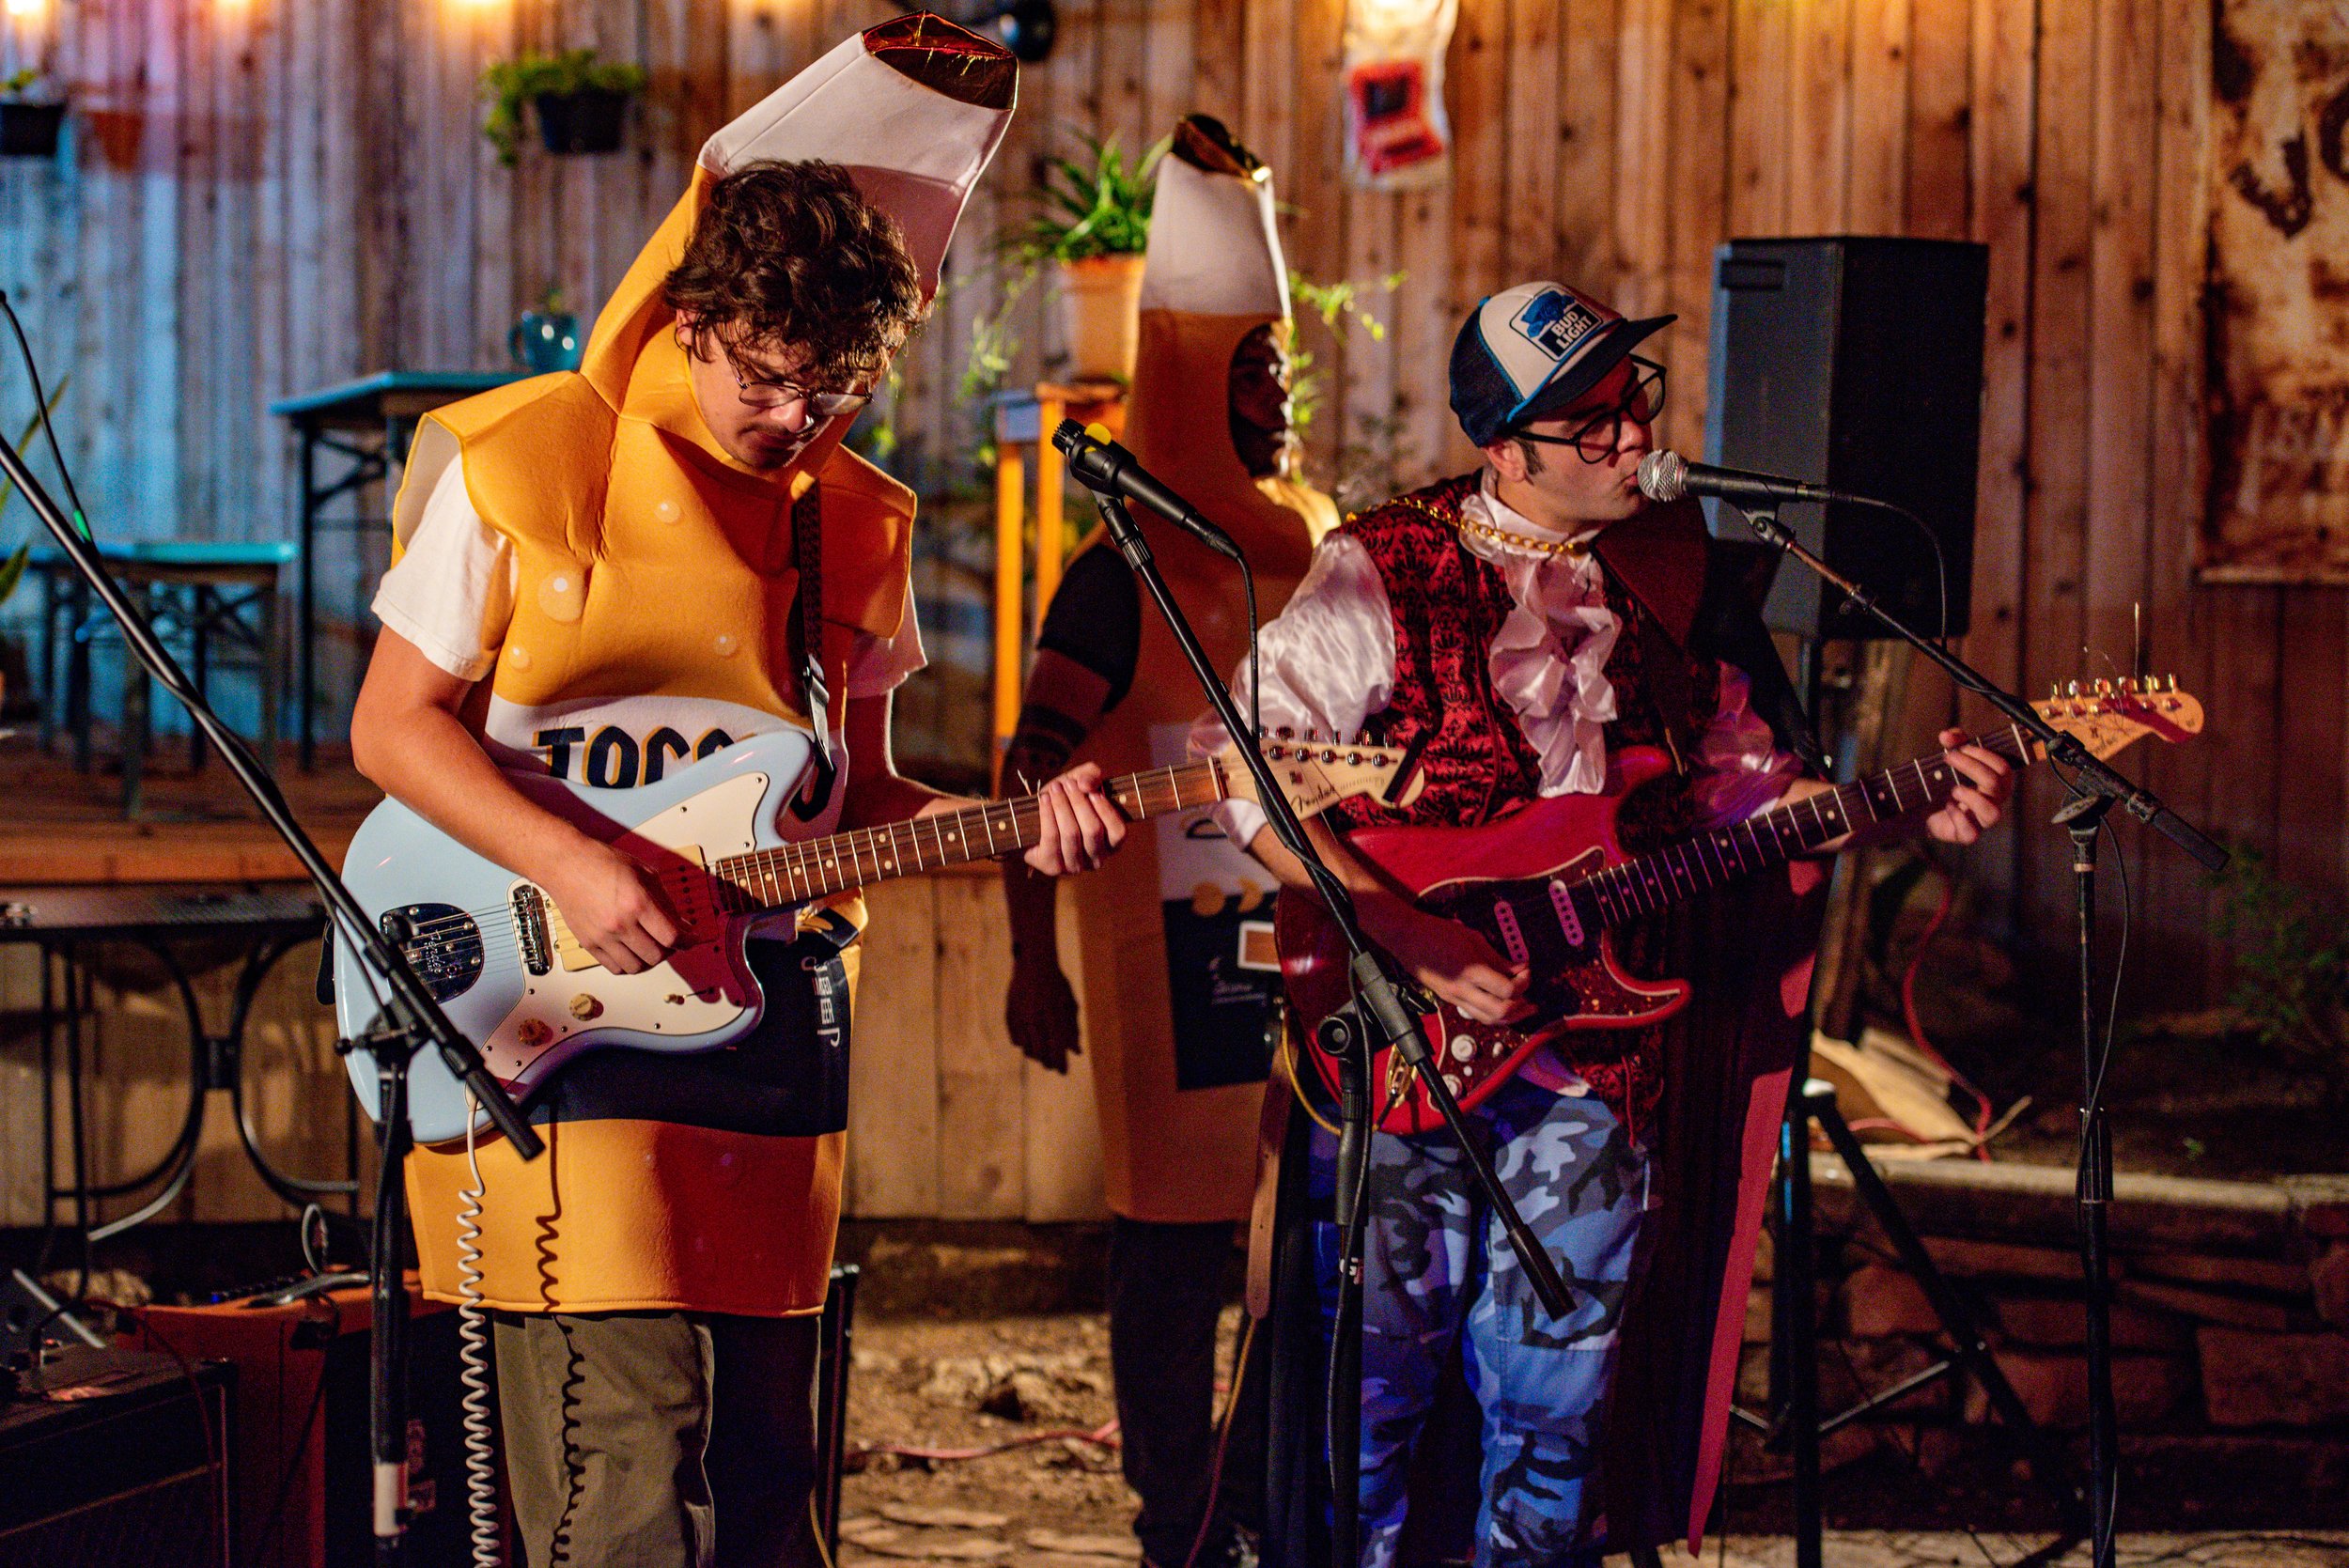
[1206,280,2015,1568]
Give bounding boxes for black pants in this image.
[1110,1218,1265,1567]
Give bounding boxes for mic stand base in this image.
[1731,501,2206,1568]
[2061,794,2120,1568]
[339,1002,425,1563]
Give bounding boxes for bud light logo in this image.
[1510,288,1604,364]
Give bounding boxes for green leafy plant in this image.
[1,69,40,98]
[2211,842,2349,1108]
[1284,268,1401,442]
[481,49,648,167]
[1008,133,1165,267]
[0,379,77,609]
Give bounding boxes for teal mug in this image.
[510,310,583,373]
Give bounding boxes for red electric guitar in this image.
[1282,677,2205,1135]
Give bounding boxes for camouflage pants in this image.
[1319,1077,1652,1568]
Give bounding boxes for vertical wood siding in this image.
[0,0,2326,1016]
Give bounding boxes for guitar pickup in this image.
[1490,898,1530,968]
[1548,879,1585,946]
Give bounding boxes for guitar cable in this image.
[459,1094,502,1568]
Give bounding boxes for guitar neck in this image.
[708,760,1226,912]
[1578,722,2037,928]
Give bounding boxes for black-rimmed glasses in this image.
[1514,356,1666,462]
[687,326,876,415]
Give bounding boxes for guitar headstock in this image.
[2030,675,2203,760]
[1217,731,1427,820]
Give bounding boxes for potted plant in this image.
[0,69,68,160]
[481,49,648,167]
[0,381,72,718]
[1013,134,1161,384]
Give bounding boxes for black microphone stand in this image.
[1057,433,1573,1568]
[0,390,543,1567]
[1729,501,2224,1568]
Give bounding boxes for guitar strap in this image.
[790,480,834,770]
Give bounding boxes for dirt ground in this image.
[837,1309,1170,1566]
[834,1307,2349,1568]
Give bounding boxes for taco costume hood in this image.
[393,15,1015,1317]
[1067,116,1336,1226]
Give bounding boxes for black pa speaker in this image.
[1703,237,1987,641]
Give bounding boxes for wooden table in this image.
[989,380,1126,783]
[34,538,297,818]
[268,371,519,769]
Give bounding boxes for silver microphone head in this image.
[1636,449,1687,503]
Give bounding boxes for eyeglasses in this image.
[1515,357,1667,463]
[688,327,875,415]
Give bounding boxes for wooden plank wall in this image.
[0,0,2336,1232]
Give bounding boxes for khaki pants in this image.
[492,1310,821,1568]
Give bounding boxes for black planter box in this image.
[0,101,67,158]
[534,89,628,156]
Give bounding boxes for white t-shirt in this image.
[372,456,926,786]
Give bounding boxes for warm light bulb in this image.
[4,0,48,20]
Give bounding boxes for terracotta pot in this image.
[1054,254,1145,384]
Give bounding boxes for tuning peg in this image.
[2048,683,2061,701]
[2166,672,2178,692]
[2066,679,2080,697]
[1274,726,1293,739]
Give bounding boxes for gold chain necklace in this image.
[1454,512,1595,559]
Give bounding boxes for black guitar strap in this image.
[790,480,833,770]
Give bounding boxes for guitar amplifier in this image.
[0,1346,234,1567]
[119,1277,474,1568]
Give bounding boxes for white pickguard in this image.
[476,770,777,1079]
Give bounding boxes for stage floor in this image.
[0,731,377,884]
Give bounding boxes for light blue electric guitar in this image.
[335,726,1424,1141]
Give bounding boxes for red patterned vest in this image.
[1330,474,1727,1128]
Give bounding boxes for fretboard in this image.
[708,760,1225,912]
[1573,722,2037,929]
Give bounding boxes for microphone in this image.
[1637,449,1853,508]
[1052,420,1245,563]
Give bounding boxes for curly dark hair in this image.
[661,159,926,385]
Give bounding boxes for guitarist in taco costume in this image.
[348,20,1128,1567]
[1212,281,2014,1568]
[1000,115,1335,1568]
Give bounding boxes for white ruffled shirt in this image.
[1201,474,1802,852]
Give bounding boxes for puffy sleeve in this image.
[1189,532,1397,850]
[1688,663,1806,829]
[370,457,516,683]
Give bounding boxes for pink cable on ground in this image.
[849,1421,1121,1465]
[1897,873,1996,1159]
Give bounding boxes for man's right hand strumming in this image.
[538,841,686,975]
[1359,894,1532,1027]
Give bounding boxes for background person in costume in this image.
[1206,280,2014,1568]
[350,21,1128,1568]
[1000,114,1335,1568]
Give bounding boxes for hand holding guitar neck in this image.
[1282,677,2205,1137]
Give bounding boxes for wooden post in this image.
[992,440,1027,789]
[1034,391,1066,638]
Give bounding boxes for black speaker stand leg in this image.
[1766,1084,2086,1540]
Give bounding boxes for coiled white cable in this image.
[458,1094,501,1568]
